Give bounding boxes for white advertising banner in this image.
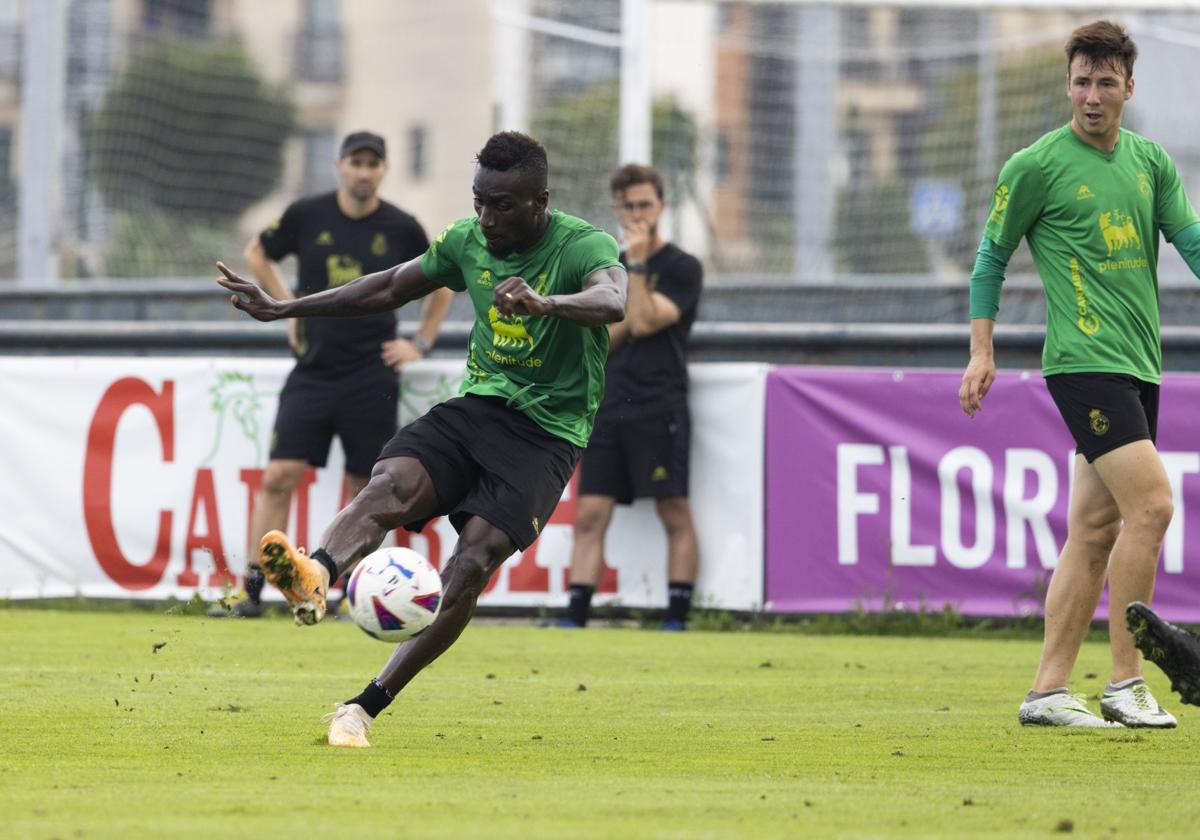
[0,357,765,610]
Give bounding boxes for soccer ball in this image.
[346,547,443,642]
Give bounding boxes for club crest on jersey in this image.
[1089,408,1110,436]
[1138,172,1152,198]
[1099,210,1142,257]
[371,233,388,256]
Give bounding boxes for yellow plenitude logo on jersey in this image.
[1089,408,1110,436]
[371,233,388,257]
[327,255,363,287]
[1097,208,1148,273]
[988,185,1010,225]
[1069,257,1100,336]
[483,273,546,368]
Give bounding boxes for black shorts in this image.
[377,395,581,550]
[1045,373,1159,463]
[270,368,399,476]
[578,407,690,504]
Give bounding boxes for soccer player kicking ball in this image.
[217,132,627,747]
[959,20,1200,728]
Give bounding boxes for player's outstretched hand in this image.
[958,355,996,418]
[216,261,282,322]
[494,276,553,317]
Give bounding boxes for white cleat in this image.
[324,703,374,748]
[1101,682,1177,729]
[1018,692,1124,728]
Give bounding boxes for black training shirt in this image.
[598,243,703,420]
[259,192,429,375]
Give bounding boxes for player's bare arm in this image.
[493,265,627,326]
[619,218,679,337]
[243,237,302,350]
[959,318,997,418]
[217,257,445,322]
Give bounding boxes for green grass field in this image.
[4,609,1200,839]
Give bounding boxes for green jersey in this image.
[985,125,1199,383]
[420,210,621,446]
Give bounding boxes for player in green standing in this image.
[216,131,627,747]
[958,20,1200,728]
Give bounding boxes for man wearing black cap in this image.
[209,130,454,618]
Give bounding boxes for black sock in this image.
[244,567,264,604]
[567,584,594,627]
[347,678,394,719]
[667,581,694,625]
[311,548,339,587]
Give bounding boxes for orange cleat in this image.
[258,530,329,625]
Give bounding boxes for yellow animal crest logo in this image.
[1089,408,1110,436]
[1099,210,1142,256]
[1076,184,1095,200]
[316,230,333,246]
[371,233,388,257]
[326,255,363,287]
[487,306,534,350]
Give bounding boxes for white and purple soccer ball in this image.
[347,547,443,643]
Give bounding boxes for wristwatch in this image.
[626,262,649,274]
[412,335,433,353]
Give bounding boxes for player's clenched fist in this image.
[494,275,554,317]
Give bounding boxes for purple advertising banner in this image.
[766,367,1200,622]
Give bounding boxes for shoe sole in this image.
[1100,709,1176,729]
[259,530,326,626]
[1127,601,1200,707]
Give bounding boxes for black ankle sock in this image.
[244,567,265,604]
[567,584,594,627]
[667,581,694,624]
[311,548,339,586]
[347,678,394,719]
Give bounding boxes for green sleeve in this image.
[968,234,1014,320]
[556,229,621,293]
[1156,145,1200,240]
[418,218,471,292]
[1173,222,1200,280]
[983,150,1046,251]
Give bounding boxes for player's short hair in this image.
[1065,20,1137,80]
[476,132,548,187]
[610,163,664,200]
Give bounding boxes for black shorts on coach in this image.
[271,367,399,475]
[578,407,690,504]
[1044,372,1159,463]
[377,394,581,550]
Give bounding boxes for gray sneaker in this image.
[1100,682,1177,728]
[1018,692,1124,728]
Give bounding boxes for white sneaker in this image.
[324,703,374,747]
[1018,692,1124,728]
[1101,682,1177,729]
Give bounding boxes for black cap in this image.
[339,131,386,160]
